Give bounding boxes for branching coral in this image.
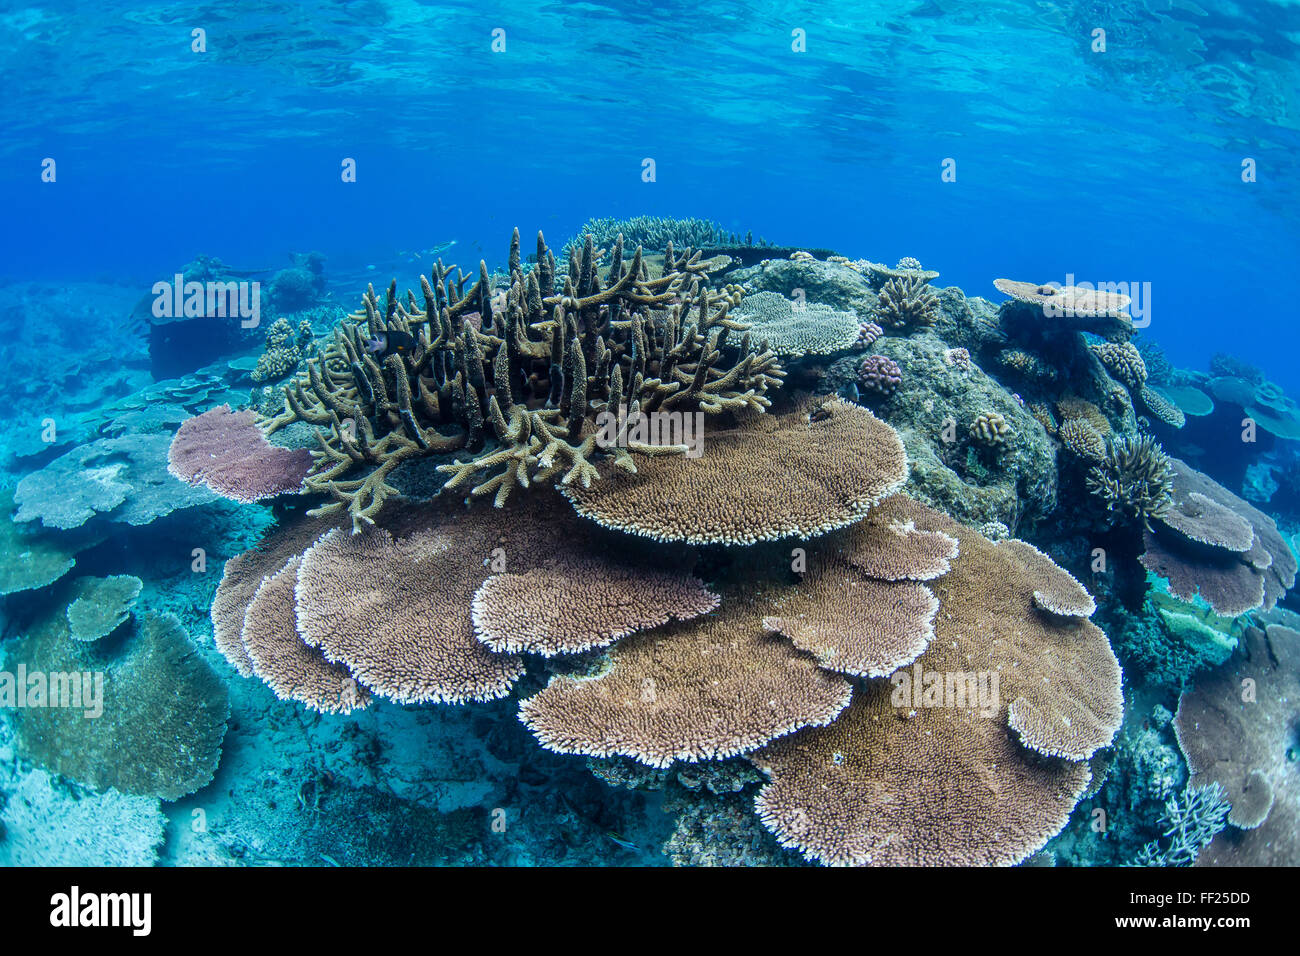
[1085,434,1174,528]
[1130,783,1231,866]
[259,230,784,530]
[875,274,939,331]
[856,354,901,397]
[969,411,1011,448]
[251,317,314,383]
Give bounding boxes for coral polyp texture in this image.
[750,498,1122,866]
[562,397,908,545]
[168,404,313,503]
[253,229,783,530]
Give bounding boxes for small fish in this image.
[606,831,639,851]
[365,329,416,357]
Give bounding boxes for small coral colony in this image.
[9,217,1297,866]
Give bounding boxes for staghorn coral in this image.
[1130,782,1232,867]
[65,574,143,642]
[250,317,315,383]
[728,291,863,357]
[855,353,902,397]
[1027,401,1058,435]
[518,590,854,769]
[749,498,1121,866]
[1174,624,1299,865]
[169,404,313,503]
[471,556,718,656]
[562,397,907,546]
[258,230,783,531]
[1141,458,1297,616]
[1085,434,1174,528]
[875,274,939,331]
[968,410,1011,448]
[241,556,372,714]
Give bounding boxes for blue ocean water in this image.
[3,1,1297,385]
[1,1,1298,872]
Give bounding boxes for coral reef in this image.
[1085,434,1174,528]
[729,291,863,357]
[832,332,1058,529]
[168,404,314,503]
[1173,624,1299,865]
[855,353,902,397]
[251,317,315,383]
[258,230,783,530]
[1140,458,1297,616]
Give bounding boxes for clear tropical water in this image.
[0,1,1297,872]
[4,1,1298,382]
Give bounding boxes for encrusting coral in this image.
[249,229,783,530]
